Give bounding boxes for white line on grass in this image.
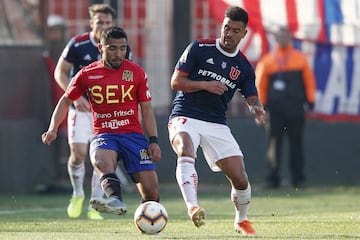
[0,208,64,215]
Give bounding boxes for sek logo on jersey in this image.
[91,84,135,104]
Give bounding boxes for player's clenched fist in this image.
[148,144,161,162]
[41,130,57,145]
[205,81,228,95]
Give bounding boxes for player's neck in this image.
[90,32,100,44]
[103,60,114,69]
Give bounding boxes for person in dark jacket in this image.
[256,26,316,189]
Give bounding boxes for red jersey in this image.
[65,59,152,135]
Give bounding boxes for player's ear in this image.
[98,44,103,54]
[89,19,94,29]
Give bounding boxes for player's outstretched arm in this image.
[42,95,73,145]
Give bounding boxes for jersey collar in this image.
[216,38,240,57]
[89,32,99,47]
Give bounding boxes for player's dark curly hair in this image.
[225,6,248,26]
[100,26,128,44]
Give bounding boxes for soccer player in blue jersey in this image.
[54,3,132,220]
[168,6,265,236]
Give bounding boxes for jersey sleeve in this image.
[137,69,152,102]
[175,40,199,74]
[238,62,258,98]
[64,69,86,101]
[61,37,77,64]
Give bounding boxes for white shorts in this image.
[67,108,93,144]
[168,116,243,172]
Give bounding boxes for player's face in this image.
[220,17,247,53]
[99,37,128,69]
[90,13,114,42]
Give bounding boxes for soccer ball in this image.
[134,201,168,234]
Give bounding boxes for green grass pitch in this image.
[0,185,359,239]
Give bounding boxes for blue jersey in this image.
[170,39,258,124]
[62,32,132,78]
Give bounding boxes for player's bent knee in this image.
[172,133,194,157]
[231,172,249,190]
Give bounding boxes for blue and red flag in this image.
[206,0,360,121]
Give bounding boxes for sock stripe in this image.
[178,156,195,164]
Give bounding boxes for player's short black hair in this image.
[100,26,127,44]
[225,6,248,26]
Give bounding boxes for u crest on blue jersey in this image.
[229,66,241,80]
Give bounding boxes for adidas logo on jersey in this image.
[206,58,214,64]
[83,54,92,61]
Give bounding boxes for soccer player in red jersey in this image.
[42,26,161,215]
[54,4,133,220]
